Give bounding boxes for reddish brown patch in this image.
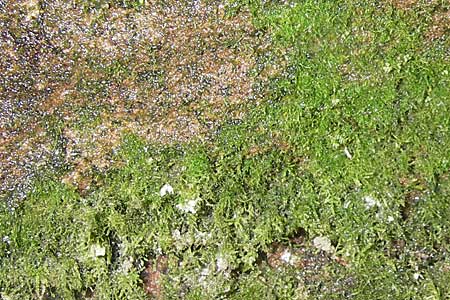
[399,177,411,187]
[389,0,419,10]
[401,190,422,220]
[246,145,267,158]
[141,256,169,299]
[38,83,76,115]
[442,264,450,272]
[245,131,295,159]
[265,241,349,270]
[266,243,288,269]
[333,256,350,267]
[266,243,319,269]
[426,10,450,40]
[0,123,55,199]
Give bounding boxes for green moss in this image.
[1,0,450,299]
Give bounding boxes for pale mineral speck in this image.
[176,198,199,214]
[216,255,229,272]
[313,236,334,254]
[280,249,293,264]
[363,195,380,209]
[344,147,352,159]
[159,183,174,197]
[91,244,106,257]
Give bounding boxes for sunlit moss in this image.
[1,0,450,299]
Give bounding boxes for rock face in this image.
[141,255,168,299]
[0,1,284,202]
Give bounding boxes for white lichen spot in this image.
[344,147,352,159]
[159,183,174,197]
[201,267,210,277]
[91,244,106,257]
[383,63,392,73]
[120,257,134,274]
[2,236,10,244]
[216,255,229,272]
[198,266,211,285]
[387,216,395,223]
[201,267,210,278]
[363,195,380,209]
[331,98,340,106]
[195,231,211,245]
[176,198,199,214]
[313,236,334,253]
[280,249,295,265]
[172,229,181,240]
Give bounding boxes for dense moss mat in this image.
[1,0,450,299]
